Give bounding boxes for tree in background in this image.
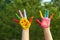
[0,0,60,40]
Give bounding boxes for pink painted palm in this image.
[36,10,54,28]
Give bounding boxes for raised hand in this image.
[14,9,34,30]
[36,10,54,28]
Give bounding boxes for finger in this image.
[19,10,24,18]
[16,13,21,19]
[45,9,49,18]
[36,19,42,26]
[24,9,27,18]
[40,11,43,18]
[50,14,54,20]
[29,16,34,23]
[13,18,20,23]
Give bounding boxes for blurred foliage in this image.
[0,0,60,40]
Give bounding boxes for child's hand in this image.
[14,9,34,30]
[19,16,33,30]
[36,11,54,28]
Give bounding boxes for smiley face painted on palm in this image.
[19,18,31,29]
[14,9,34,30]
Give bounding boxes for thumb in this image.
[36,19,42,26]
[29,16,34,23]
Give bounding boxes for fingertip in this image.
[31,16,34,19]
[39,11,43,18]
[50,14,54,20]
[36,19,41,26]
[36,19,40,22]
[13,18,20,23]
[18,10,23,18]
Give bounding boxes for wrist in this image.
[43,27,50,31]
[22,28,29,40]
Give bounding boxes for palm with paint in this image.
[14,9,34,30]
[36,10,54,28]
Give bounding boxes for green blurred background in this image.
[0,0,60,40]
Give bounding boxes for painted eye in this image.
[24,20,26,22]
[21,22,23,23]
